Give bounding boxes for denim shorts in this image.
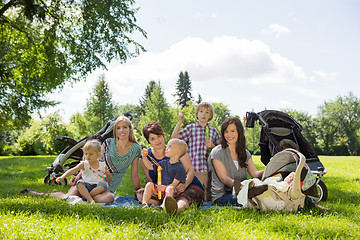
[76,180,108,192]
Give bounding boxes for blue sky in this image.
[48,0,360,121]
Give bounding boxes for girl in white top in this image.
[56,139,111,203]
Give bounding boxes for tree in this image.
[212,102,231,131]
[69,75,117,139]
[0,0,146,133]
[281,109,317,148]
[138,82,175,146]
[85,75,117,128]
[313,114,338,155]
[196,93,202,104]
[173,71,193,108]
[318,92,360,155]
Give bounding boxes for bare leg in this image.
[20,186,81,200]
[142,182,156,205]
[77,182,95,203]
[176,197,190,212]
[135,188,161,205]
[89,186,105,197]
[92,191,114,203]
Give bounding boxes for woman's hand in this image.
[176,183,185,193]
[69,176,77,186]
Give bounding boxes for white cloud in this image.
[48,36,313,120]
[313,70,338,81]
[262,24,291,39]
[104,36,306,86]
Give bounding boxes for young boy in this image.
[171,102,220,201]
[141,138,188,213]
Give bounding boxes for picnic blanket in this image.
[64,195,238,210]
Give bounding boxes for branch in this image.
[0,0,18,17]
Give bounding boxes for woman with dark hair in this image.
[136,122,204,212]
[208,117,264,206]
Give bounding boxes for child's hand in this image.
[104,166,111,180]
[205,140,213,148]
[178,111,185,121]
[157,184,166,192]
[141,148,148,159]
[56,177,64,184]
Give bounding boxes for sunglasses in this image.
[143,122,160,130]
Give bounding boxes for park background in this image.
[1,1,360,239]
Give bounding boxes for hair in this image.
[82,139,102,160]
[113,115,138,144]
[169,138,188,158]
[220,117,247,168]
[196,102,214,121]
[142,122,165,143]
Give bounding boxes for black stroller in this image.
[245,110,328,202]
[44,113,133,185]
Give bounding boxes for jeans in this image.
[214,192,241,206]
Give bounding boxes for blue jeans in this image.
[77,180,108,192]
[214,193,241,206]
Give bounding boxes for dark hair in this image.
[220,117,247,168]
[142,122,165,143]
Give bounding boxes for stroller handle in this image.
[291,151,306,199]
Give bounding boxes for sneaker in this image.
[164,196,178,214]
[141,203,149,208]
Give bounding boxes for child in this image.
[56,139,110,204]
[141,138,187,213]
[171,102,220,201]
[236,172,296,207]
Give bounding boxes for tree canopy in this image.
[0,0,146,133]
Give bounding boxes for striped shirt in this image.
[179,122,220,172]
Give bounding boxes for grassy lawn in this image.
[0,155,359,239]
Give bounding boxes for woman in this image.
[135,122,204,212]
[208,117,264,206]
[20,115,141,203]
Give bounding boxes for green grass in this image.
[1,155,359,239]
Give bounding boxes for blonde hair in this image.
[169,138,188,158]
[196,102,214,121]
[113,115,138,144]
[82,139,102,160]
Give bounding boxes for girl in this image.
[56,139,110,204]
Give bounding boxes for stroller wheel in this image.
[309,180,328,202]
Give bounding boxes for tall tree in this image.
[84,75,117,134]
[138,82,175,145]
[318,92,360,155]
[0,0,146,133]
[174,71,193,108]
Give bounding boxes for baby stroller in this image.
[242,148,318,211]
[44,113,133,185]
[245,110,327,202]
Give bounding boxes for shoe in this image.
[19,189,44,195]
[164,196,178,214]
[141,203,149,208]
